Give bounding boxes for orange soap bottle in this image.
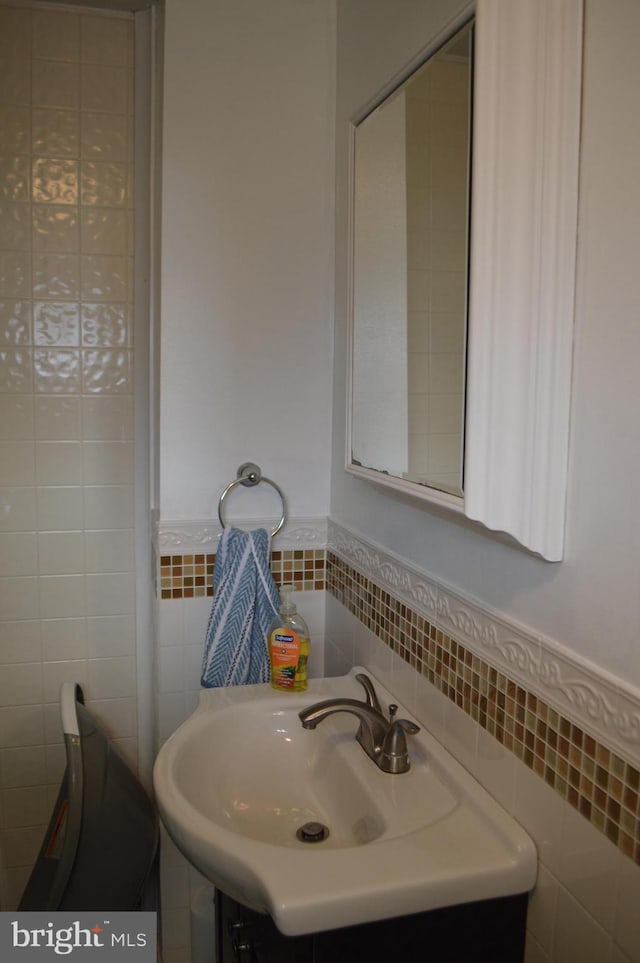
[267,584,310,692]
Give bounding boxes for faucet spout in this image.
[298,693,418,773]
[299,698,389,761]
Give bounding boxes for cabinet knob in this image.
[228,919,259,961]
[231,936,256,961]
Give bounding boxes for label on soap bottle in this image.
[270,629,301,690]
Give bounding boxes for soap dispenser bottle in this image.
[267,584,310,692]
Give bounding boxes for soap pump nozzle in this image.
[279,583,297,615]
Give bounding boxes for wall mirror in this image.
[349,19,473,507]
[346,0,583,560]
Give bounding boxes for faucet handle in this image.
[380,718,420,774]
[394,718,419,735]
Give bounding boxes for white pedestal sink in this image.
[153,668,536,936]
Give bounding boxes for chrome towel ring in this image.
[217,462,287,537]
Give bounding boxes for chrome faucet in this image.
[298,673,419,774]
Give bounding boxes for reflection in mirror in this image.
[351,20,473,498]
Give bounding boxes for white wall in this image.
[331,0,640,690]
[157,7,336,958]
[160,0,336,524]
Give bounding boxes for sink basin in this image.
[154,667,537,936]
[168,698,456,850]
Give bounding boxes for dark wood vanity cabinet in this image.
[215,888,529,963]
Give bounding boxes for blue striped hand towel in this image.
[200,527,280,688]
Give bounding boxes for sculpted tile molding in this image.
[327,520,640,769]
[156,515,328,553]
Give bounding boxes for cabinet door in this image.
[217,889,527,963]
[216,890,313,963]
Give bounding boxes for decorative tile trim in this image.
[328,520,640,769]
[156,515,328,554]
[270,549,326,592]
[326,522,640,867]
[159,553,215,600]
[159,549,326,600]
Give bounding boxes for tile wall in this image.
[154,516,640,962]
[327,553,640,868]
[324,523,640,963]
[155,541,327,741]
[154,521,327,962]
[0,3,137,909]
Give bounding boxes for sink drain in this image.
[296,821,330,843]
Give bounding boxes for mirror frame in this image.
[346,0,583,560]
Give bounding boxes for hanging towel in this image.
[200,527,280,688]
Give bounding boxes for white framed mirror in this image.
[346,0,583,561]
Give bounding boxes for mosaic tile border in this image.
[159,553,215,599]
[159,549,326,600]
[328,521,640,766]
[326,549,640,867]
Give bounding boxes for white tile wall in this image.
[324,595,640,963]
[155,580,327,959]
[155,587,326,743]
[0,2,137,909]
